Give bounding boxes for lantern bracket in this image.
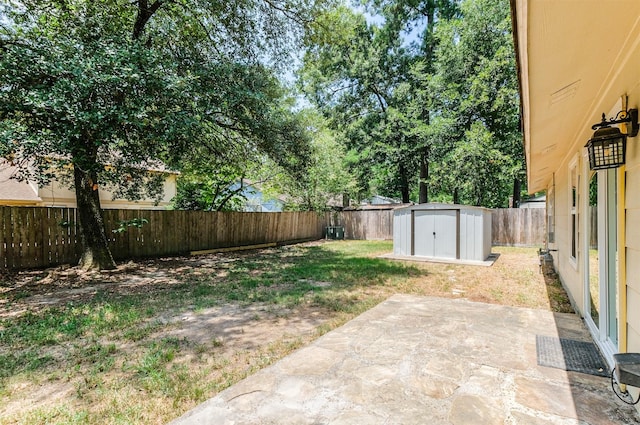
[591,109,639,137]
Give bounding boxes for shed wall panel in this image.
[393,210,411,256]
[483,210,493,259]
[393,204,491,261]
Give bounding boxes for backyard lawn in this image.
[0,240,571,424]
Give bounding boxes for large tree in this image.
[300,5,415,202]
[427,0,523,206]
[300,1,457,203]
[366,0,458,203]
[301,0,521,206]
[0,0,320,269]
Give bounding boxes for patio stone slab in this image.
[169,295,640,425]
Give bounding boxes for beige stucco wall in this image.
[37,173,177,210]
[512,0,640,409]
[549,154,585,316]
[624,80,640,378]
[549,73,640,403]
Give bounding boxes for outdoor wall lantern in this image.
[585,108,639,170]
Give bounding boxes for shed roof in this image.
[394,203,492,213]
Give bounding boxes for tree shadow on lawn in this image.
[190,244,424,311]
[0,242,424,386]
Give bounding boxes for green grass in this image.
[0,241,415,391]
[0,241,567,424]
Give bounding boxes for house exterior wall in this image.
[547,89,640,401]
[549,157,584,315]
[512,0,640,410]
[229,182,284,212]
[0,160,178,209]
[624,82,640,369]
[36,173,177,209]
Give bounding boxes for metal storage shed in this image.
[393,203,492,262]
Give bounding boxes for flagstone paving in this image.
[169,295,640,424]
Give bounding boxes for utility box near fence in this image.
[326,226,345,240]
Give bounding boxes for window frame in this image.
[569,157,579,268]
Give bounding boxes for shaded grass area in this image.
[0,241,417,424]
[0,241,571,424]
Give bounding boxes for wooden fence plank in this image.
[491,208,545,246]
[329,208,545,246]
[0,207,326,270]
[1,208,10,268]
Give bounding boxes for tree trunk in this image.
[419,147,429,203]
[399,163,410,203]
[453,187,459,204]
[74,164,116,270]
[342,193,350,208]
[512,178,521,208]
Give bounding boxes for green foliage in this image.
[426,0,523,206]
[436,122,519,206]
[112,218,149,233]
[172,162,251,212]
[275,109,358,210]
[300,0,523,207]
[0,0,326,267]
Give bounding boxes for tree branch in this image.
[216,177,247,211]
[133,0,164,40]
[368,84,388,113]
[260,0,310,26]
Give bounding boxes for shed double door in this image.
[413,210,458,259]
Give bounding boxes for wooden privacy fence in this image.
[491,208,546,246]
[0,207,326,270]
[329,209,394,240]
[331,207,546,246]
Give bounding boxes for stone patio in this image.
[169,295,640,424]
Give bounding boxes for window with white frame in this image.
[569,159,578,263]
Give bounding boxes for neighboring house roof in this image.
[362,195,402,205]
[521,194,546,203]
[345,203,413,211]
[0,164,41,204]
[519,194,546,209]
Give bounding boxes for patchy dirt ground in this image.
[0,253,254,317]
[0,241,572,424]
[0,244,337,350]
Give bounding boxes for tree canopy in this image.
[0,0,526,270]
[299,0,523,206]
[0,0,324,269]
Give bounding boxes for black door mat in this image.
[536,335,609,377]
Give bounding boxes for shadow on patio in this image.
[168,292,640,424]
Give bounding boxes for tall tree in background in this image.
[367,0,458,203]
[300,6,417,202]
[428,0,522,206]
[0,0,321,270]
[300,1,458,203]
